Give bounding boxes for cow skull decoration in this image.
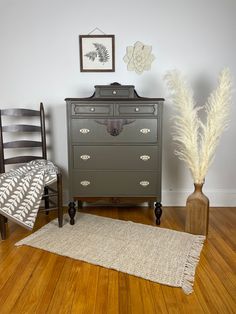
[95,119,135,136]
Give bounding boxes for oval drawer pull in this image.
[139,180,150,187]
[79,128,90,134]
[140,155,150,161]
[80,180,90,186]
[90,107,95,112]
[112,90,117,95]
[80,154,91,160]
[140,128,150,134]
[135,107,140,112]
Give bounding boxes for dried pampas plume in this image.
[164,68,232,184]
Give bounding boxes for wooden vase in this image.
[185,183,209,236]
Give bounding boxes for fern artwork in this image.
[84,42,110,64]
[84,50,97,62]
[79,34,115,72]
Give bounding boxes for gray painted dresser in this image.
[65,83,164,225]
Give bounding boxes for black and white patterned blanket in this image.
[0,160,58,230]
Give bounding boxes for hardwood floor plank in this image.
[11,251,64,313]
[127,275,148,314]
[53,260,85,314]
[149,282,169,313]
[0,248,43,313]
[84,265,101,313]
[46,258,78,313]
[193,273,212,314]
[198,254,235,313]
[173,288,205,314]
[0,247,31,290]
[202,239,236,297]
[161,285,182,314]
[34,254,66,313]
[69,262,99,314]
[118,272,132,314]
[94,267,109,313]
[138,278,159,314]
[107,269,119,314]
[209,231,236,273]
[196,268,231,313]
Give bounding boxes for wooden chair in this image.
[0,103,63,240]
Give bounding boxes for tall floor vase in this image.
[185,183,209,236]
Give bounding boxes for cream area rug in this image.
[16,213,205,294]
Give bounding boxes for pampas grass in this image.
[165,68,232,184]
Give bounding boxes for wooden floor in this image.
[0,206,235,314]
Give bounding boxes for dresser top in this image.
[65,82,164,102]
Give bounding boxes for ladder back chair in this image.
[0,103,63,240]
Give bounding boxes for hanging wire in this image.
[88,27,106,35]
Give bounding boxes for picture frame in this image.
[79,35,115,72]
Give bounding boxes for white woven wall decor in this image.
[123,41,155,74]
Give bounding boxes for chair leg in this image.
[57,173,63,227]
[0,214,7,240]
[44,186,49,215]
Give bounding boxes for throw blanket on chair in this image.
[0,160,58,230]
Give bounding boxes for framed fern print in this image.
[79,35,115,72]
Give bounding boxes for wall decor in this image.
[123,41,155,75]
[79,35,115,72]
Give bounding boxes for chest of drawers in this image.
[66,83,164,225]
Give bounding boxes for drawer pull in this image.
[140,180,150,187]
[90,107,95,112]
[80,180,90,187]
[135,107,140,112]
[79,128,90,134]
[112,90,117,95]
[140,155,150,161]
[74,105,80,114]
[80,154,91,160]
[140,128,150,134]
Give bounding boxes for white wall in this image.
[0,0,235,206]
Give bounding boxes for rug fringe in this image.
[182,235,205,294]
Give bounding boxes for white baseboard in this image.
[162,189,236,207]
[63,190,236,207]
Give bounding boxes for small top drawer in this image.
[95,85,134,98]
[116,104,157,116]
[72,104,113,116]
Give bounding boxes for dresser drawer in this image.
[95,85,134,98]
[71,171,160,197]
[73,145,160,170]
[72,104,113,116]
[71,118,158,143]
[115,104,157,116]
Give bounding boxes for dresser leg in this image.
[68,202,76,225]
[155,202,162,225]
